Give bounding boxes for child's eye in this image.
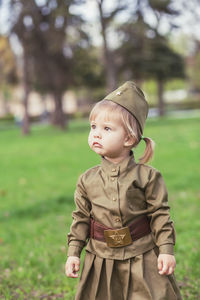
[105,127,111,131]
[91,124,96,129]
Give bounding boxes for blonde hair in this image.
[89,100,155,164]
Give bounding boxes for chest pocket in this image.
[126,187,146,210]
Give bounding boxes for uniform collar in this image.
[101,151,136,176]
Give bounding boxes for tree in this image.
[118,24,185,115]
[116,1,185,115]
[0,35,17,115]
[72,45,105,89]
[148,38,185,115]
[116,14,153,85]
[9,0,85,133]
[96,0,127,92]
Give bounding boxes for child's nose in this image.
[94,129,102,138]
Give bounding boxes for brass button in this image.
[111,178,115,182]
[112,168,116,172]
[115,217,120,222]
[112,197,116,201]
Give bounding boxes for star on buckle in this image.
[110,231,126,245]
[104,226,132,248]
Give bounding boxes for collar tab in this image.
[101,152,135,176]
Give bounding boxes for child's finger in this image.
[66,263,78,278]
[167,266,174,275]
[65,263,71,276]
[74,260,80,272]
[65,262,73,276]
[65,257,80,277]
[157,257,163,271]
[158,261,168,275]
[71,264,79,277]
[162,264,168,274]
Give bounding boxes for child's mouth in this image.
[93,142,102,148]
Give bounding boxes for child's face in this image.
[88,110,131,161]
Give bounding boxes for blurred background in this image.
[0,0,200,132]
[0,1,200,299]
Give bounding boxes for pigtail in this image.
[138,137,155,164]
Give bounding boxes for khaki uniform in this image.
[67,153,182,300]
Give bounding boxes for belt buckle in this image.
[104,226,132,248]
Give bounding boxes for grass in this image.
[0,116,200,299]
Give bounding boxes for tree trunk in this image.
[98,0,117,93]
[157,79,165,116]
[51,92,66,130]
[22,52,30,135]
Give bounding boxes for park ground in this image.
[0,114,200,299]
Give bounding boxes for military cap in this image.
[103,81,149,133]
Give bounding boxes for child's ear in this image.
[124,135,135,147]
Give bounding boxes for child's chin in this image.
[93,148,104,155]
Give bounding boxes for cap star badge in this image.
[116,91,121,96]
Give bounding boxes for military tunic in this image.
[67,153,182,300]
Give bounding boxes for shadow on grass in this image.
[0,195,74,222]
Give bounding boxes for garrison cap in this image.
[103,81,149,133]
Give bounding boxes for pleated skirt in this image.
[75,248,182,300]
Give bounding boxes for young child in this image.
[65,81,182,300]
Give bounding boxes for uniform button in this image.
[112,168,116,172]
[112,197,116,201]
[111,178,115,182]
[115,217,120,222]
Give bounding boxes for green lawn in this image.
[0,116,200,299]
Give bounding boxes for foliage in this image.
[0,116,200,299]
[0,35,17,85]
[71,46,105,89]
[5,0,106,130]
[117,15,153,81]
[0,0,199,128]
[8,0,104,93]
[10,0,80,94]
[117,16,185,82]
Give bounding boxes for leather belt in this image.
[90,215,151,248]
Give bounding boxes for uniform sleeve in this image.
[145,169,176,255]
[67,174,91,257]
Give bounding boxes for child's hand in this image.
[65,256,80,278]
[157,254,176,275]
